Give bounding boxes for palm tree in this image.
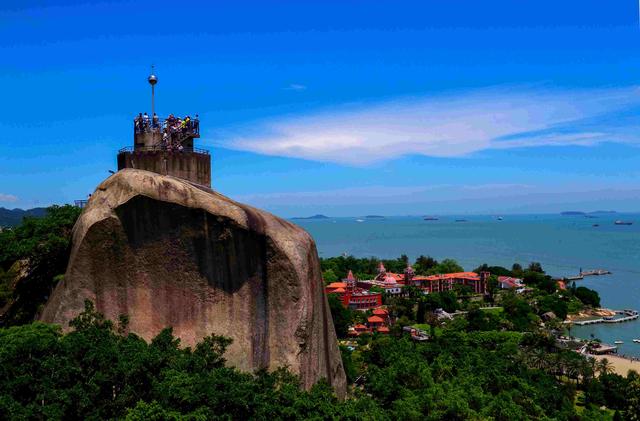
[598,358,612,376]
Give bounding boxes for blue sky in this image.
[1,0,640,215]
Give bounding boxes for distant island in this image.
[561,210,617,216]
[364,215,385,219]
[291,214,330,220]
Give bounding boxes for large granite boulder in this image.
[40,169,346,396]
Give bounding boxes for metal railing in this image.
[118,145,210,155]
[134,116,200,136]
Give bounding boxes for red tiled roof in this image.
[345,270,355,281]
[326,282,347,289]
[354,324,368,330]
[421,272,480,281]
[372,308,389,316]
[332,287,346,293]
[377,326,390,333]
[498,276,522,288]
[387,272,404,282]
[368,315,385,323]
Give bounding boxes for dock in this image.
[580,269,612,276]
[568,309,638,326]
[563,268,611,281]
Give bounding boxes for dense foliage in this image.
[320,255,463,280]
[0,301,382,420]
[0,205,81,325]
[3,300,635,420]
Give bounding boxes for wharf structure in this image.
[569,309,639,326]
[117,69,211,187]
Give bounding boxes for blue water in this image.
[293,214,640,356]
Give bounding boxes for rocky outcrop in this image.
[40,169,346,396]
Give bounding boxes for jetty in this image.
[563,268,611,281]
[569,309,639,326]
[580,269,612,276]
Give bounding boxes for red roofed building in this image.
[325,271,383,310]
[354,324,369,333]
[498,276,524,289]
[372,308,389,316]
[377,326,390,334]
[411,271,489,294]
[374,262,404,284]
[367,315,385,328]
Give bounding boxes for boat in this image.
[633,339,640,344]
[614,340,624,344]
[355,219,364,223]
[497,216,503,221]
[455,219,468,222]
[614,220,633,225]
[592,224,599,227]
[423,216,439,221]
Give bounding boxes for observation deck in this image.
[117,115,211,187]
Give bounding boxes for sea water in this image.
[293,213,640,357]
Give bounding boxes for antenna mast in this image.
[148,65,158,116]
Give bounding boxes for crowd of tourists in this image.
[134,112,199,150]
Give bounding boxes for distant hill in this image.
[560,211,585,216]
[365,215,385,219]
[0,207,48,227]
[291,214,330,220]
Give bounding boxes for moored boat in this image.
[614,340,624,344]
[614,220,633,225]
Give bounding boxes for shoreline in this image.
[566,307,616,322]
[590,354,640,376]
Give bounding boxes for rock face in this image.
[40,169,346,396]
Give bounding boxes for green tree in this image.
[627,377,640,421]
[575,286,601,307]
[0,204,81,325]
[322,269,338,284]
[414,255,437,274]
[327,294,352,338]
[430,259,464,275]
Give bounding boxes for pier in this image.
[568,309,638,326]
[563,268,611,281]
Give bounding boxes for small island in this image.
[291,214,330,220]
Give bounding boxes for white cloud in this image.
[0,193,18,203]
[219,86,640,165]
[284,83,307,91]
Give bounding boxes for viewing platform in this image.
[116,70,212,187]
[117,113,211,187]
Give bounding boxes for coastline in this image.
[590,354,640,376]
[566,308,616,322]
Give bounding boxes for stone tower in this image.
[117,70,211,186]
